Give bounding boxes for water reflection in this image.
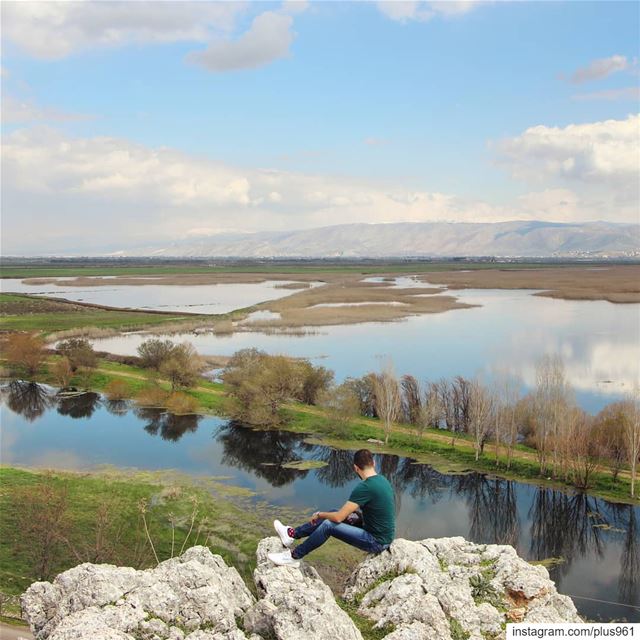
[611,505,639,605]
[455,475,520,546]
[105,399,129,417]
[217,422,314,486]
[1,392,638,620]
[0,381,53,421]
[57,392,101,419]
[135,407,201,442]
[88,289,640,413]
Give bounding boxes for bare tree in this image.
[623,387,640,498]
[417,382,442,440]
[492,368,522,468]
[401,374,422,425]
[371,362,401,445]
[593,402,627,482]
[468,379,495,461]
[452,376,472,435]
[533,354,572,477]
[564,407,600,489]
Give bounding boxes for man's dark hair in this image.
[353,449,374,469]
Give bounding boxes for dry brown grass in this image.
[104,379,130,401]
[250,279,475,327]
[418,265,640,303]
[274,282,312,289]
[23,273,328,287]
[165,392,199,415]
[46,327,120,343]
[135,386,170,408]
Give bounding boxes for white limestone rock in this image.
[21,547,257,640]
[344,537,582,639]
[244,537,362,640]
[20,536,582,640]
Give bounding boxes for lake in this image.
[87,286,640,414]
[2,381,638,623]
[0,277,316,315]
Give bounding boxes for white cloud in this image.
[377,1,485,22]
[572,86,640,102]
[1,1,246,60]
[568,55,630,84]
[3,126,638,254]
[495,115,640,190]
[2,95,93,124]
[281,1,310,16]
[187,11,294,72]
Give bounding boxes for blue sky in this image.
[1,1,639,254]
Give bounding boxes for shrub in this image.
[137,339,176,370]
[57,338,97,372]
[318,383,360,434]
[104,379,130,401]
[50,357,73,388]
[159,343,204,390]
[3,332,46,378]
[165,392,199,415]
[136,386,170,408]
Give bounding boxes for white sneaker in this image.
[267,549,300,567]
[273,519,295,547]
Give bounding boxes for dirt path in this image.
[0,623,33,640]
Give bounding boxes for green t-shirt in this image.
[348,474,395,545]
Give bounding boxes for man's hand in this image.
[310,511,321,524]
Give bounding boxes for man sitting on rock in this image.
[268,448,395,567]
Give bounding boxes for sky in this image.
[1,0,639,255]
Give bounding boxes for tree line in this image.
[221,348,640,498]
[2,333,639,496]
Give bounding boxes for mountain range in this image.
[119,220,640,258]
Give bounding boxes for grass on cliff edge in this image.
[0,467,366,625]
[0,467,268,598]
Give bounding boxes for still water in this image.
[89,287,640,414]
[0,277,313,315]
[1,381,638,622]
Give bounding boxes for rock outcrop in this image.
[21,546,258,640]
[343,537,581,639]
[22,537,581,640]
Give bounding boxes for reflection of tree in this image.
[394,459,449,503]
[135,408,200,442]
[314,448,357,487]
[610,504,640,607]
[105,399,129,417]
[217,422,313,487]
[1,381,53,422]
[57,392,101,419]
[528,489,605,587]
[455,475,520,546]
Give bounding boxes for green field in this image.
[0,466,363,625]
[0,293,215,333]
[0,260,580,279]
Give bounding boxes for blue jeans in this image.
[291,516,389,559]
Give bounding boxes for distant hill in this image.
[122,220,640,258]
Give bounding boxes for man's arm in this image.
[314,501,359,524]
